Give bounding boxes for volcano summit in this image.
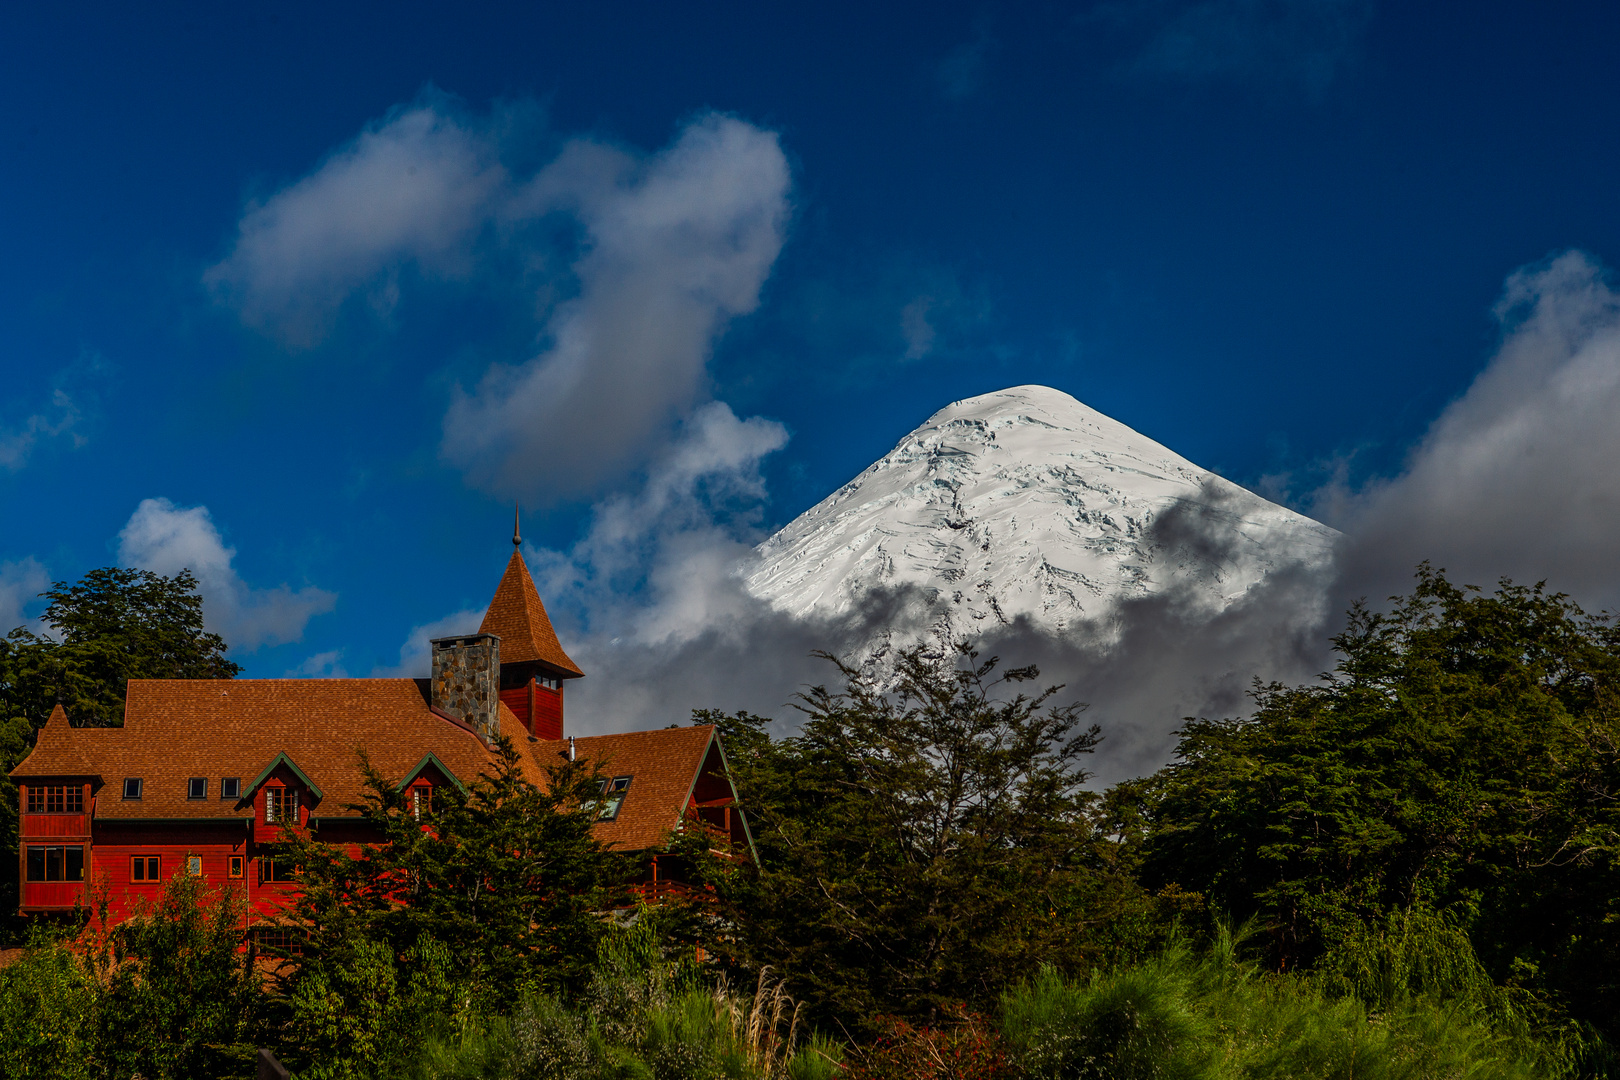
[747,385,1337,641]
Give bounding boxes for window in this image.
[186,855,203,877]
[25,845,84,882]
[130,856,160,882]
[187,777,207,800]
[538,674,561,691]
[220,777,241,800]
[264,787,298,824]
[411,785,432,821]
[228,855,244,879]
[122,778,143,800]
[592,776,632,821]
[261,857,297,883]
[253,926,304,955]
[26,785,83,814]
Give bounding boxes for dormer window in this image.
[122,778,143,800]
[265,787,298,825]
[594,776,631,821]
[538,674,561,691]
[187,778,206,800]
[221,777,241,800]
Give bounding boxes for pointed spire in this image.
[479,531,584,677]
[514,503,522,548]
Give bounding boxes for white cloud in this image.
[900,295,937,360]
[374,607,487,678]
[204,101,504,348]
[0,390,81,472]
[207,100,792,498]
[442,115,791,496]
[287,650,349,678]
[116,498,336,651]
[0,558,49,634]
[1330,251,1620,608]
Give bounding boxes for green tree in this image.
[714,644,1148,1029]
[270,738,627,1074]
[0,567,240,945]
[1136,565,1620,1042]
[91,871,260,1080]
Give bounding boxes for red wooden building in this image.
[10,533,754,926]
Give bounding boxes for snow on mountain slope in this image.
[746,385,1338,639]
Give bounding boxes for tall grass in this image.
[414,915,841,1080]
[1000,927,1558,1080]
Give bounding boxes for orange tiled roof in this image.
[530,726,718,852]
[479,551,584,676]
[9,680,543,819]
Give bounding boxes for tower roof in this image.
[478,550,584,677]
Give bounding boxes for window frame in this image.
[122,778,143,800]
[220,777,241,800]
[186,855,203,877]
[411,784,432,821]
[227,855,244,879]
[594,776,632,821]
[25,845,84,883]
[264,786,299,825]
[261,856,297,883]
[26,784,83,814]
[130,855,160,882]
[187,777,207,800]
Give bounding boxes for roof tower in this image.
[478,513,584,678]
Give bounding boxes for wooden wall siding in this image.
[499,680,564,739]
[532,683,563,741]
[22,813,90,837]
[20,881,84,908]
[498,687,532,734]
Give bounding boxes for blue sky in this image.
[4,1,1620,704]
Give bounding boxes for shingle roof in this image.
[9,680,542,818]
[478,551,584,677]
[530,726,717,852]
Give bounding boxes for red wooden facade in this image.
[12,538,751,927]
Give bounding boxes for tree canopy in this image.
[1136,564,1620,1040]
[0,566,239,945]
[709,645,1162,1029]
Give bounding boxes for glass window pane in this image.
[45,847,62,882]
[188,778,206,799]
[26,847,45,882]
[66,847,83,881]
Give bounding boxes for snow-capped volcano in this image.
[746,385,1337,639]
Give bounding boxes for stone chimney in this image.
[430,633,501,743]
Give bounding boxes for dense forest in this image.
[0,564,1617,1078]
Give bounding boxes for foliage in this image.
[91,870,260,1079]
[1136,565,1620,1042]
[0,567,239,943]
[268,736,626,1073]
[0,925,98,1080]
[414,916,838,1080]
[0,873,258,1080]
[1000,931,1553,1080]
[844,1006,1009,1080]
[710,644,1159,1029]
